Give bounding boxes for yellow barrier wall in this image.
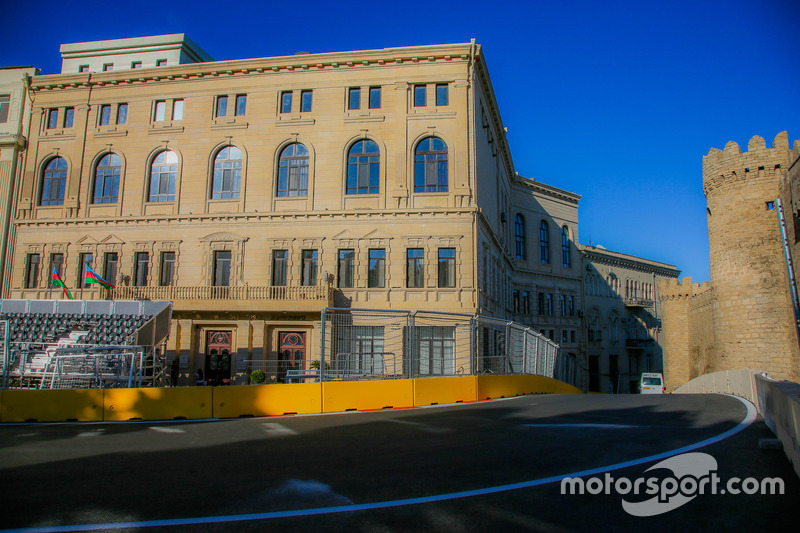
[322,379,414,413]
[477,374,583,400]
[1,389,104,422]
[213,383,322,418]
[413,376,477,405]
[104,387,213,421]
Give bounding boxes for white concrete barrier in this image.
[674,369,799,479]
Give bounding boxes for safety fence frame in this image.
[320,308,572,385]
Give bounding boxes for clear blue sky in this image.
[2,0,798,282]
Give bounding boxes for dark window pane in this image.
[348,87,360,110]
[160,252,175,286]
[64,107,74,128]
[436,84,448,106]
[407,248,424,288]
[368,249,385,288]
[47,109,58,129]
[214,251,232,287]
[104,252,118,287]
[302,250,318,286]
[438,248,455,288]
[272,250,288,286]
[301,90,312,112]
[414,85,426,107]
[134,252,149,286]
[338,249,354,288]
[369,87,381,109]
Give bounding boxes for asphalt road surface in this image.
[0,393,797,532]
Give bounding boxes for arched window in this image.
[277,143,309,197]
[539,220,550,264]
[148,150,178,202]
[211,146,242,199]
[346,140,380,194]
[514,214,526,260]
[414,137,448,193]
[561,226,571,268]
[40,157,68,206]
[93,153,121,204]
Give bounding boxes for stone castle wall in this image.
[661,132,800,389]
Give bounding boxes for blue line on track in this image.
[1,395,758,533]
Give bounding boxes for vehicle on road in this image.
[639,372,665,394]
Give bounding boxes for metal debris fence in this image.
[320,308,573,384]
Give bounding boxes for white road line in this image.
[262,422,298,436]
[148,427,186,434]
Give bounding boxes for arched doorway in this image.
[278,331,306,382]
[206,330,232,385]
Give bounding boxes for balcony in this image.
[108,285,334,312]
[623,297,654,309]
[625,338,655,349]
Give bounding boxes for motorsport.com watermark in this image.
[561,453,784,517]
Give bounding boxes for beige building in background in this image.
[659,132,800,391]
[9,35,588,386]
[0,66,38,296]
[581,245,679,393]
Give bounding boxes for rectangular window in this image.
[159,252,175,286]
[407,248,424,288]
[338,249,354,288]
[546,293,553,316]
[78,253,93,288]
[235,94,247,116]
[216,95,228,118]
[117,104,128,125]
[79,65,89,73]
[103,252,118,287]
[368,249,386,288]
[438,248,455,288]
[537,292,544,315]
[156,59,167,67]
[50,253,64,284]
[134,252,149,286]
[272,250,288,286]
[25,253,40,289]
[301,250,318,286]
[568,295,575,317]
[0,95,9,123]
[416,326,456,375]
[214,251,232,287]
[348,87,360,110]
[172,99,184,120]
[99,104,112,126]
[369,87,381,109]
[47,109,58,129]
[522,291,530,314]
[131,61,142,69]
[103,63,113,72]
[414,85,426,107]
[63,107,74,128]
[280,91,292,113]
[513,289,520,314]
[301,90,313,112]
[154,101,166,122]
[334,325,384,374]
[560,294,567,316]
[436,83,448,106]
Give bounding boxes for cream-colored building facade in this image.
[0,66,38,296]
[581,245,679,393]
[9,35,587,386]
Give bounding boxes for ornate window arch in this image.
[93,153,122,204]
[346,139,380,194]
[539,220,550,264]
[40,156,68,206]
[277,143,309,197]
[211,145,243,199]
[514,214,526,260]
[413,137,448,193]
[148,150,179,202]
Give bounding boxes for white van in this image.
[639,373,664,394]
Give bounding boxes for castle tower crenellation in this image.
[701,131,800,381]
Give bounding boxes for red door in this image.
[278,331,306,382]
[206,330,233,385]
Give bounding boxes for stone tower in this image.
[702,132,800,380]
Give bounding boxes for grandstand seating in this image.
[0,312,152,345]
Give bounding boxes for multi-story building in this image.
[0,66,38,295]
[8,35,586,386]
[581,244,679,393]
